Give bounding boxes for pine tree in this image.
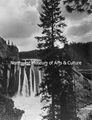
[36,0,77,120]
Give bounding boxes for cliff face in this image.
[0,37,19,60]
[0,38,23,120]
[7,45,19,61]
[0,37,8,58]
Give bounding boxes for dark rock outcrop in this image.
[0,37,19,60]
[0,37,8,58]
[7,45,19,61]
[73,70,92,109]
[0,94,24,120]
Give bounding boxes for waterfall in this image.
[31,65,35,93]
[6,60,42,97]
[17,64,21,95]
[21,67,28,96]
[8,60,43,120]
[30,65,35,96]
[7,64,10,94]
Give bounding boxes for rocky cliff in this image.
[0,37,19,60]
[0,37,23,120]
[0,94,24,120]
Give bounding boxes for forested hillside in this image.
[65,42,92,64]
[19,42,92,65]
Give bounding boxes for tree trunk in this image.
[52,93,55,120]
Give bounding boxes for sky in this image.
[0,0,92,51]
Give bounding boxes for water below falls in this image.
[8,62,42,120]
[13,95,42,120]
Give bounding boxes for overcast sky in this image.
[0,0,92,51]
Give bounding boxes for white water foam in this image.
[13,95,42,120]
[12,63,43,120]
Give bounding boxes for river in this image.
[13,94,42,120]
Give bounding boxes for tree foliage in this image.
[36,0,77,120]
[63,0,92,13]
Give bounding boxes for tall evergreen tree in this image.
[36,0,77,120]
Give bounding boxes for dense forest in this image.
[19,50,40,59]
[19,42,92,81]
[65,42,92,64]
[19,42,92,65]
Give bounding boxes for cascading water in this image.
[8,60,43,120]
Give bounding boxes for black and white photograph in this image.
[0,0,92,120]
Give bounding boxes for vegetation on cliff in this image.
[0,37,19,60]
